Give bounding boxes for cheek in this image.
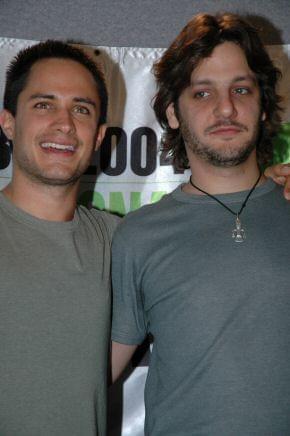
[245,108,262,129]
[80,122,98,141]
[185,114,206,135]
[186,102,211,123]
[17,125,38,144]
[240,97,261,117]
[16,114,45,138]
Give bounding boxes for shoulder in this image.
[113,191,176,243]
[259,181,290,209]
[268,184,290,211]
[77,205,121,240]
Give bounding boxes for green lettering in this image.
[130,192,141,211]
[78,190,106,210]
[151,191,166,203]
[109,192,126,215]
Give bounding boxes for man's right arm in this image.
[111,341,138,382]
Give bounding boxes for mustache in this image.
[205,121,248,133]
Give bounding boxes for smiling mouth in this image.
[40,142,76,152]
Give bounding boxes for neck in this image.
[184,151,266,195]
[3,175,79,221]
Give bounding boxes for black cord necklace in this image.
[189,172,262,243]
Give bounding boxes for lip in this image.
[209,127,242,135]
[39,141,77,156]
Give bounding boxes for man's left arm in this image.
[265,163,290,200]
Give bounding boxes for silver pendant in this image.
[232,216,246,243]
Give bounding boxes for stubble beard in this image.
[14,150,89,187]
[179,118,261,168]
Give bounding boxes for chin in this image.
[197,142,256,168]
[30,170,82,186]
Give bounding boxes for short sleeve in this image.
[111,226,148,345]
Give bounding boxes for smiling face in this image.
[2,58,106,186]
[166,42,264,168]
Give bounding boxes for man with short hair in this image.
[0,40,118,436]
[111,13,290,435]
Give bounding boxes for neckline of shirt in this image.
[171,178,276,205]
[0,191,80,232]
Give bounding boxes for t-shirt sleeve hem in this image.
[111,330,144,346]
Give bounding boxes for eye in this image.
[73,105,90,115]
[34,101,51,110]
[233,87,250,95]
[193,90,210,99]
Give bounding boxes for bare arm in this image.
[111,341,138,383]
[265,163,290,200]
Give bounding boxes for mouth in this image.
[40,142,76,153]
[207,122,247,137]
[209,127,242,136]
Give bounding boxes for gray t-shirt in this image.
[112,180,290,435]
[0,193,119,436]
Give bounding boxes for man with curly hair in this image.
[111,13,290,435]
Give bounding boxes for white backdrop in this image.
[0,38,290,435]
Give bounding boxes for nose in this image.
[213,92,237,119]
[54,108,76,134]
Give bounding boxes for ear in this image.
[166,103,180,129]
[0,110,15,140]
[95,123,107,151]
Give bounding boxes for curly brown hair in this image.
[153,13,282,170]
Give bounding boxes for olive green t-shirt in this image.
[0,193,119,436]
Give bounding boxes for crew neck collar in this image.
[0,191,79,231]
[171,178,276,205]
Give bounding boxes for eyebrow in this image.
[73,97,97,108]
[29,93,97,108]
[190,74,257,87]
[232,75,257,84]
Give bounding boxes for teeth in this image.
[41,142,75,151]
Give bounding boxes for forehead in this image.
[22,58,99,100]
[191,42,256,84]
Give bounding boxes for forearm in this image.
[111,341,138,383]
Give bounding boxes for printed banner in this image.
[0,38,290,435]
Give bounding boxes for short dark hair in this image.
[153,13,282,169]
[4,39,108,125]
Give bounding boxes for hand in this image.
[264,163,290,200]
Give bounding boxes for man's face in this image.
[166,42,265,167]
[2,57,105,186]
